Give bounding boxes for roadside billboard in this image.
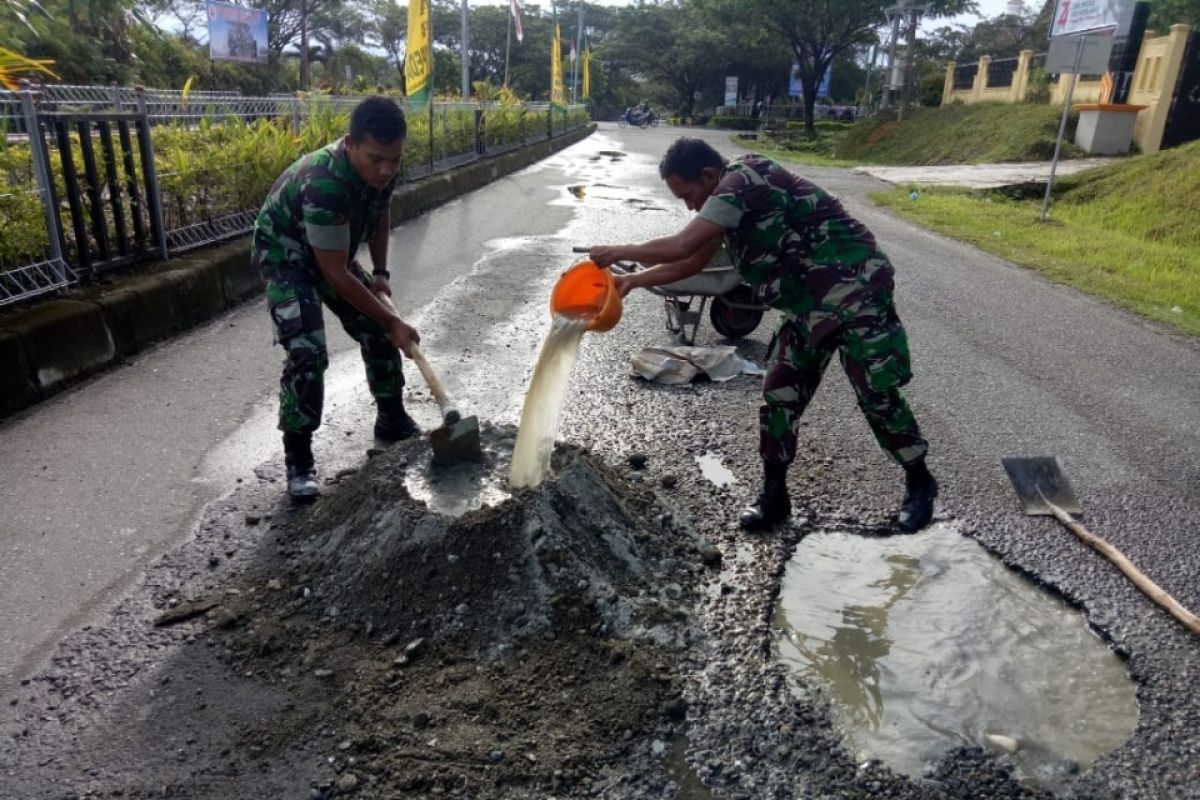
[206,1,268,64]
[788,64,831,99]
[1049,0,1127,37]
[724,76,738,106]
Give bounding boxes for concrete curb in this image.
[0,123,596,423]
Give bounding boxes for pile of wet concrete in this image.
[210,426,713,798]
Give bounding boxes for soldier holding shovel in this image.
[252,96,421,501]
[589,137,937,532]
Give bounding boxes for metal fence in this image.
[953,63,979,91]
[1,84,589,308]
[986,57,1020,89]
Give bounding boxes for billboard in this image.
[789,64,831,99]
[207,1,268,64]
[724,76,738,106]
[1049,0,1128,37]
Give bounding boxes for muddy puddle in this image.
[774,524,1139,792]
[555,183,666,212]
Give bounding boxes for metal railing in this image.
[953,64,979,91]
[0,84,589,308]
[986,57,1020,88]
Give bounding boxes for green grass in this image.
[873,140,1200,336]
[839,103,1086,165]
[724,103,1090,168]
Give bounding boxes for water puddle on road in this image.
[695,451,737,489]
[774,524,1138,791]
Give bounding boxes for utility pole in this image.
[300,0,309,90]
[881,6,902,109]
[898,2,923,121]
[461,0,470,100]
[572,1,585,104]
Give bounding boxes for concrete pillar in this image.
[943,62,956,106]
[1135,24,1193,153]
[974,56,991,103]
[1013,49,1034,102]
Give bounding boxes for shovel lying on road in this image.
[375,291,481,466]
[1001,456,1200,637]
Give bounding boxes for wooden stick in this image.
[1043,495,1200,636]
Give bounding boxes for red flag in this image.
[510,0,524,43]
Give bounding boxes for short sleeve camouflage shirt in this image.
[252,138,395,274]
[697,155,895,341]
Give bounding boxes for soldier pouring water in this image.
[589,138,938,532]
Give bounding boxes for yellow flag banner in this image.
[582,48,591,99]
[405,0,432,109]
[551,24,565,105]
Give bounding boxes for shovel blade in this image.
[430,415,482,467]
[1001,457,1082,516]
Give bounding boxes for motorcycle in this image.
[617,108,659,129]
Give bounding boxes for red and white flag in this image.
[569,37,577,62]
[510,0,524,42]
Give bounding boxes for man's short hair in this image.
[659,138,725,181]
[349,96,407,143]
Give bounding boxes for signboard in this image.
[1049,0,1129,38]
[788,64,831,99]
[206,1,268,64]
[1045,28,1115,73]
[724,76,738,106]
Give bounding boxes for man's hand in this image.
[370,273,392,297]
[613,273,634,298]
[389,319,420,357]
[589,245,622,267]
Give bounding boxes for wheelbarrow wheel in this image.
[710,286,763,339]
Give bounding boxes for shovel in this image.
[375,291,481,466]
[407,343,482,466]
[1001,457,1200,637]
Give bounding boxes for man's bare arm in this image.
[590,216,724,267]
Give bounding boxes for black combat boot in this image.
[739,461,792,531]
[283,431,319,501]
[374,395,420,442]
[897,459,938,532]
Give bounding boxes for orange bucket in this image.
[549,260,622,332]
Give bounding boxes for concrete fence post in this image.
[943,62,956,105]
[292,92,302,135]
[1014,50,1034,102]
[974,56,992,103]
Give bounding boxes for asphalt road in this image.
[2,122,1198,797]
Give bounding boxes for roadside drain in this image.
[773,524,1139,792]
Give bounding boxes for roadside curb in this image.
[0,123,596,423]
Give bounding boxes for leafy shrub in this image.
[709,116,759,131]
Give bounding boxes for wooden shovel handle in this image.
[408,344,451,413]
[1044,498,1200,636]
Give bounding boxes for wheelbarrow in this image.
[610,248,767,345]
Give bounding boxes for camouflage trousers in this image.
[261,261,405,435]
[760,296,928,467]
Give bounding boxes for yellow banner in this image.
[405,0,432,108]
[551,24,565,104]
[582,48,591,99]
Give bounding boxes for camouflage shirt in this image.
[697,154,894,342]
[252,137,395,274]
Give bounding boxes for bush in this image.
[709,116,759,131]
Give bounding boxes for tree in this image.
[706,0,974,132]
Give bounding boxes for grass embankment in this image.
[874,140,1200,336]
[732,103,1085,167]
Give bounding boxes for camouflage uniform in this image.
[252,138,403,435]
[697,154,928,467]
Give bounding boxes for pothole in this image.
[773,524,1139,792]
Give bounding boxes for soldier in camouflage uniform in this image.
[590,138,937,532]
[252,96,421,500]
